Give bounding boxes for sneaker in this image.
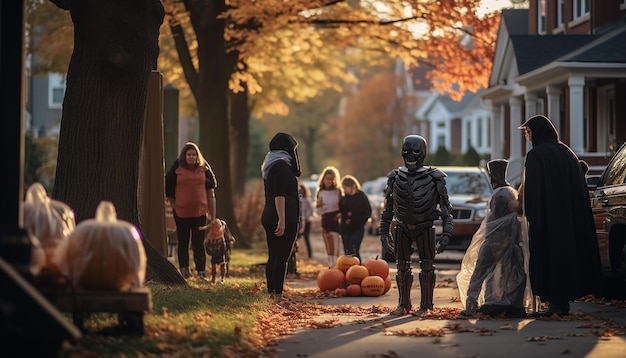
[181,267,191,278]
[198,271,207,278]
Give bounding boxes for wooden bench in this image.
[42,287,152,335]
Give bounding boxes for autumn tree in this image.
[159,0,498,241]
[33,0,500,245]
[45,0,184,284]
[328,70,410,180]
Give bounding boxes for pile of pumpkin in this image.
[316,255,392,297]
[23,182,146,292]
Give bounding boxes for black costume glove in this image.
[380,224,394,255]
[436,234,450,254]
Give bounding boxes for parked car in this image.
[437,166,493,252]
[589,142,626,298]
[378,166,492,261]
[362,176,387,236]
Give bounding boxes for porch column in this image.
[509,96,523,160]
[490,102,503,159]
[524,92,538,155]
[509,96,524,183]
[524,92,538,118]
[546,85,562,134]
[568,76,585,154]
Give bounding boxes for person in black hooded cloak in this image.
[518,115,601,316]
[261,132,302,302]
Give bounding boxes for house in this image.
[482,1,626,183]
[26,67,65,138]
[417,90,492,158]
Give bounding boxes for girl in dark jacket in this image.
[339,175,372,262]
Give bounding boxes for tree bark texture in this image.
[51,0,185,285]
[185,0,244,242]
[230,89,250,196]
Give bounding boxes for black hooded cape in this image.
[521,115,601,302]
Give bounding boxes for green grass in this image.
[60,248,272,357]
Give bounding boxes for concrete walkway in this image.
[279,232,626,358]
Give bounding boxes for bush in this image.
[430,146,451,166]
[234,180,265,248]
[452,146,481,166]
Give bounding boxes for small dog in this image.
[203,218,235,283]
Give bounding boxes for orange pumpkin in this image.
[63,201,147,291]
[361,275,385,297]
[334,287,348,297]
[346,284,362,297]
[336,255,360,273]
[383,275,392,294]
[345,265,369,285]
[317,268,346,292]
[362,256,390,279]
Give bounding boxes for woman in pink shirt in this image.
[165,142,217,279]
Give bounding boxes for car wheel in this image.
[596,276,626,300]
[609,229,626,277]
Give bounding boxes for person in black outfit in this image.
[339,175,372,262]
[261,132,301,302]
[517,115,602,316]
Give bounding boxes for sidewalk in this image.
[279,232,626,358]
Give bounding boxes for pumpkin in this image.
[346,284,362,297]
[336,255,360,273]
[62,201,147,291]
[361,275,385,297]
[317,268,346,292]
[23,182,76,271]
[345,265,369,285]
[383,275,392,294]
[362,256,390,279]
[334,287,347,297]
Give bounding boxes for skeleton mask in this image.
[401,135,427,171]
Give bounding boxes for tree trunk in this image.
[187,0,245,242]
[230,89,250,195]
[51,0,184,285]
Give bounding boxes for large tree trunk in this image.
[51,0,185,285]
[230,89,250,195]
[187,0,244,242]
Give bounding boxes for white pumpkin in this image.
[63,201,146,291]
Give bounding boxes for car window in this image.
[600,143,626,187]
[445,172,492,196]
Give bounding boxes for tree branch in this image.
[166,12,199,94]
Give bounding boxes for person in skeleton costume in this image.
[380,135,453,316]
[457,159,532,318]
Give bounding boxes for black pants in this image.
[263,222,298,295]
[299,221,312,258]
[174,214,207,272]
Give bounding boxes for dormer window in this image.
[538,0,546,34]
[574,0,590,19]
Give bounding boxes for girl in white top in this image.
[316,166,343,268]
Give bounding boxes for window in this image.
[48,73,66,109]
[557,0,564,26]
[573,0,590,19]
[538,0,546,34]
